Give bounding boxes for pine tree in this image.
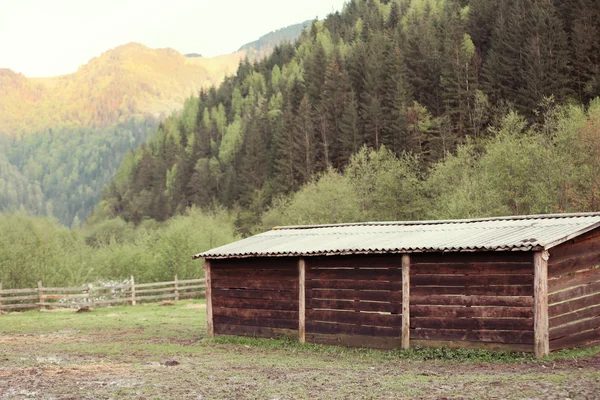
[381,36,409,153]
[519,0,570,116]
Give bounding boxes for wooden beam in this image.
[402,253,410,350]
[299,257,306,344]
[205,260,214,338]
[534,251,549,358]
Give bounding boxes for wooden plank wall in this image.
[211,258,299,338]
[305,255,403,349]
[548,230,600,351]
[409,253,534,352]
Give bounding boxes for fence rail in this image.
[0,276,206,312]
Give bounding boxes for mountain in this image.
[238,20,312,59]
[0,22,309,226]
[0,43,245,138]
[97,0,600,233]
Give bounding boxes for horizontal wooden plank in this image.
[411,295,534,307]
[212,268,297,279]
[89,284,131,291]
[0,288,38,294]
[307,268,401,281]
[42,294,90,300]
[211,258,298,270]
[411,263,533,275]
[213,306,298,320]
[411,252,533,264]
[92,298,130,305]
[0,294,39,302]
[0,303,38,309]
[212,288,296,301]
[212,279,298,291]
[550,316,600,340]
[549,280,600,304]
[307,309,401,327]
[410,305,533,319]
[550,327,600,351]
[306,333,402,349]
[176,279,205,285]
[136,287,177,294]
[213,315,298,329]
[549,253,600,278]
[212,296,299,311]
[411,328,534,344]
[178,284,206,291]
[308,255,403,268]
[177,291,205,298]
[550,304,600,328]
[549,237,600,265]
[306,321,400,337]
[411,285,533,297]
[42,286,89,292]
[308,280,401,291]
[412,317,533,331]
[549,268,600,292]
[307,298,402,313]
[134,281,175,288]
[134,293,177,301]
[309,289,402,303]
[411,274,530,287]
[214,324,298,338]
[549,293,600,317]
[410,339,532,353]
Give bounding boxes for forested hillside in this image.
[0,117,157,226]
[239,20,312,59]
[98,0,600,234]
[0,25,309,226]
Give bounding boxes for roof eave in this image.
[193,245,544,260]
[541,221,600,251]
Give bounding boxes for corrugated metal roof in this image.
[193,212,600,259]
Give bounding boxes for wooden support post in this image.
[534,251,549,358]
[174,274,180,301]
[130,275,136,306]
[38,281,45,311]
[205,260,214,338]
[401,254,410,350]
[299,257,306,344]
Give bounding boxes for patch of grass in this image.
[211,335,537,363]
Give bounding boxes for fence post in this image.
[130,275,136,306]
[174,275,180,301]
[0,282,3,313]
[38,281,45,311]
[401,254,410,350]
[85,284,90,305]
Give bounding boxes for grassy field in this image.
[0,300,599,399]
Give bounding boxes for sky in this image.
[0,0,347,77]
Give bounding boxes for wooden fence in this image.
[0,276,206,312]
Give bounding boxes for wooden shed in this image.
[193,213,600,357]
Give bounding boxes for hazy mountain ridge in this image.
[238,20,312,59]
[0,43,245,138]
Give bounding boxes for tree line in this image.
[98,0,600,234]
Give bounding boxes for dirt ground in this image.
[0,302,599,399]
